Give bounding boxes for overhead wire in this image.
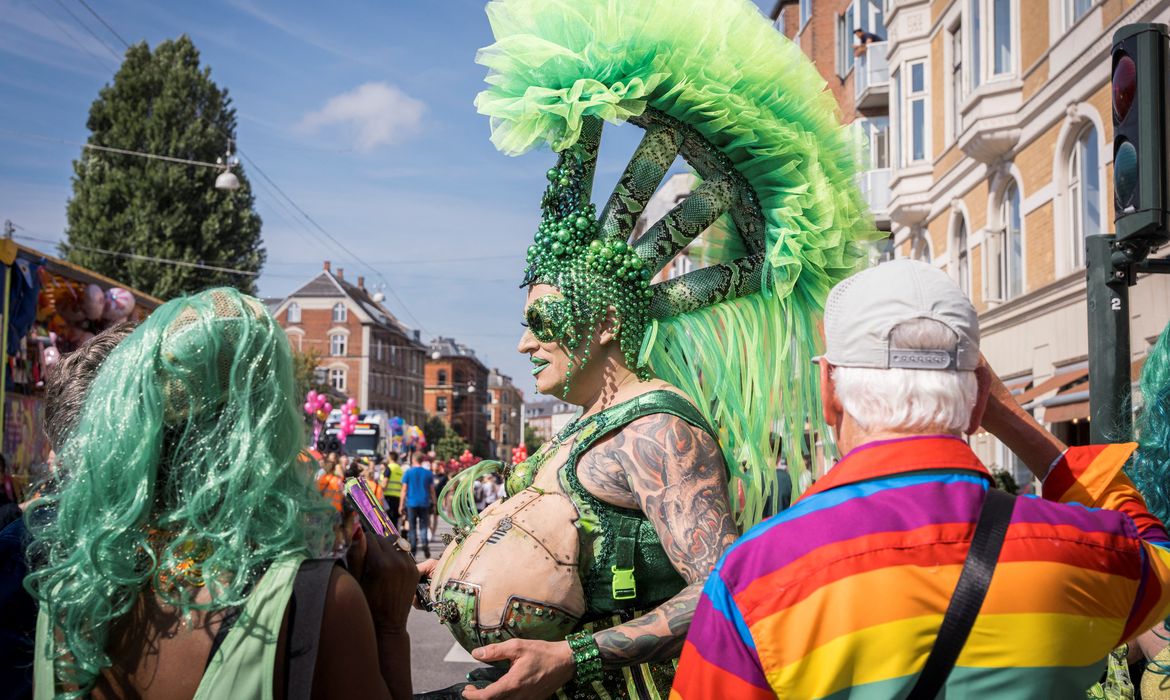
[73,0,131,49]
[48,0,123,62]
[30,1,118,73]
[236,148,428,332]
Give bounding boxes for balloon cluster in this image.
[303,391,333,422]
[406,425,426,450]
[336,398,361,444]
[459,450,480,469]
[511,444,528,464]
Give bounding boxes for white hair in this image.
[832,318,978,433]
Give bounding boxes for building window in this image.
[314,367,327,386]
[902,61,928,164]
[330,333,347,357]
[836,6,856,77]
[969,0,982,90]
[332,303,347,322]
[991,0,1012,75]
[955,216,971,294]
[951,23,964,140]
[438,369,448,385]
[375,339,383,362]
[991,179,1024,301]
[799,0,812,28]
[909,229,932,262]
[287,302,301,324]
[437,396,448,413]
[330,368,346,392]
[1068,124,1101,270]
[1067,0,1093,26]
[892,70,901,171]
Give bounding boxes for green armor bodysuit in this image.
[433,390,715,699]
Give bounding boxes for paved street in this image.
[409,519,489,694]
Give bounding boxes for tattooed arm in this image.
[578,412,739,667]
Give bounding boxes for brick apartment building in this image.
[273,261,426,426]
[487,369,524,461]
[775,0,1170,484]
[425,336,491,455]
[523,397,578,443]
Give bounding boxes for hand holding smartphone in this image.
[345,477,433,611]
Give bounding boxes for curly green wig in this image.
[24,288,333,697]
[1127,321,1170,525]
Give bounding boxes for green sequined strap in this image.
[571,390,716,456]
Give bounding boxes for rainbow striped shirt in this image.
[672,436,1170,699]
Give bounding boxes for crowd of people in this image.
[5,1,1170,699]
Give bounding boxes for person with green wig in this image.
[24,288,421,700]
[421,0,877,698]
[1090,319,1170,700]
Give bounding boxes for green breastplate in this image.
[509,390,716,619]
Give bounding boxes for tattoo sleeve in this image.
[582,413,738,667]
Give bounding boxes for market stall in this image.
[0,238,159,496]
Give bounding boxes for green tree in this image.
[291,348,329,406]
[434,433,469,462]
[64,36,264,299]
[423,414,448,449]
[523,425,542,454]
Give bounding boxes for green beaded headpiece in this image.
[478,0,883,527]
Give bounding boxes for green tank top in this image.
[510,389,717,620]
[35,556,304,700]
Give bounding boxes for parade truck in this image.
[319,409,390,458]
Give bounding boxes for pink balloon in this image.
[304,402,314,414]
[323,403,332,414]
[307,390,318,403]
[43,347,61,366]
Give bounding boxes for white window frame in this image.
[286,302,301,324]
[967,0,1016,89]
[799,0,812,29]
[330,333,347,357]
[949,20,965,143]
[1067,124,1103,270]
[909,228,933,262]
[1064,0,1095,30]
[836,5,857,78]
[985,178,1024,303]
[902,60,929,166]
[330,368,346,392]
[331,302,347,323]
[955,216,971,295]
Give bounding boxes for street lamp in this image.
[215,143,241,191]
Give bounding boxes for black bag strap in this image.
[908,487,1016,699]
[284,558,338,700]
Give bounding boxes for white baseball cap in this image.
[822,259,979,371]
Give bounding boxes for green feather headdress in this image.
[477,0,881,528]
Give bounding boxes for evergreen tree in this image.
[423,414,448,449]
[65,36,264,298]
[434,433,470,462]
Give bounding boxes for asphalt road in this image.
[408,520,489,695]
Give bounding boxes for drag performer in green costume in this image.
[426,1,880,698]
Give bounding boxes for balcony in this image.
[855,41,888,111]
[858,168,890,222]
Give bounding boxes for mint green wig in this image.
[25,288,332,697]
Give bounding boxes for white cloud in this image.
[297,82,425,152]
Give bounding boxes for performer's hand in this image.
[347,524,418,633]
[463,639,574,700]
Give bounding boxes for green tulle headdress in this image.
[476,0,880,528]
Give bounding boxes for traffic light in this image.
[1112,24,1170,247]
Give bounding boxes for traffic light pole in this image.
[1086,234,1133,443]
[1086,234,1170,444]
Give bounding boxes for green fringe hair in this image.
[24,288,333,698]
[476,0,879,527]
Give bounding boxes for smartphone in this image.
[344,477,433,612]
[345,477,396,537]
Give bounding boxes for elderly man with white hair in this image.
[673,259,1170,699]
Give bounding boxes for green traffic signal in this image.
[1115,141,1139,210]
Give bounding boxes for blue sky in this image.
[0,0,775,397]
